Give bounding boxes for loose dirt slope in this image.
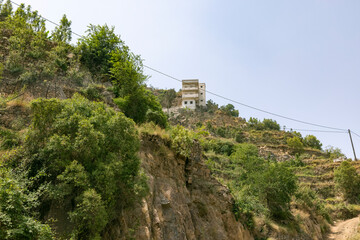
[327,216,360,240]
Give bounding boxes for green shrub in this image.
[288,154,305,167]
[214,141,234,156]
[331,203,360,220]
[0,127,20,150]
[229,143,297,220]
[262,162,298,219]
[21,94,145,238]
[170,125,195,158]
[205,121,214,134]
[0,166,54,239]
[113,87,167,125]
[203,139,235,156]
[80,84,103,101]
[324,146,345,159]
[262,119,280,131]
[216,127,226,138]
[247,117,264,130]
[158,88,176,109]
[334,161,360,203]
[248,118,280,131]
[220,104,239,117]
[78,24,123,77]
[69,189,108,240]
[235,131,245,143]
[287,136,304,154]
[145,109,168,129]
[303,135,322,150]
[295,186,330,222]
[206,99,218,113]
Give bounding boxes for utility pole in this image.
[348,129,357,161]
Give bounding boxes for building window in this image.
[200,86,203,88]
[190,101,193,104]
[201,100,203,102]
[184,101,187,104]
[201,93,203,95]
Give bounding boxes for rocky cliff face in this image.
[104,134,253,240]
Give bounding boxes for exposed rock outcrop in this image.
[104,134,253,239]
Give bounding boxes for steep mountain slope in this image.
[0,101,253,239]
[104,133,252,240]
[164,107,360,239]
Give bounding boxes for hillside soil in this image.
[327,216,360,240]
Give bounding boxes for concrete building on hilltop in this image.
[181,79,206,110]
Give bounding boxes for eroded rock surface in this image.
[104,134,252,240]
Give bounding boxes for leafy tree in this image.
[303,135,322,150]
[334,161,360,203]
[13,3,27,20]
[248,118,280,131]
[110,49,167,126]
[0,0,13,21]
[262,162,297,219]
[0,2,56,90]
[0,166,53,239]
[286,136,304,154]
[113,86,166,125]
[69,189,107,240]
[20,94,146,238]
[229,143,297,219]
[220,103,239,117]
[206,99,218,113]
[146,108,168,128]
[51,14,72,43]
[109,47,146,96]
[325,146,345,159]
[262,119,280,131]
[24,6,46,33]
[291,131,303,139]
[78,24,122,77]
[160,88,177,110]
[247,117,264,130]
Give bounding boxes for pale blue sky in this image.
[15,0,360,158]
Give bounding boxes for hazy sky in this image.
[14,0,360,158]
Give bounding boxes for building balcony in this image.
[182,86,199,91]
[182,93,199,99]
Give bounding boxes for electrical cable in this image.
[283,128,347,134]
[144,65,182,83]
[351,131,360,139]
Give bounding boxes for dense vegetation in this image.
[2,95,147,239]
[0,1,158,239]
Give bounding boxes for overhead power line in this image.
[283,128,346,134]
[144,65,182,83]
[351,131,360,139]
[9,0,350,134]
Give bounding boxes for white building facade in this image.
[182,79,206,110]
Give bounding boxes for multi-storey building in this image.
[182,79,206,110]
